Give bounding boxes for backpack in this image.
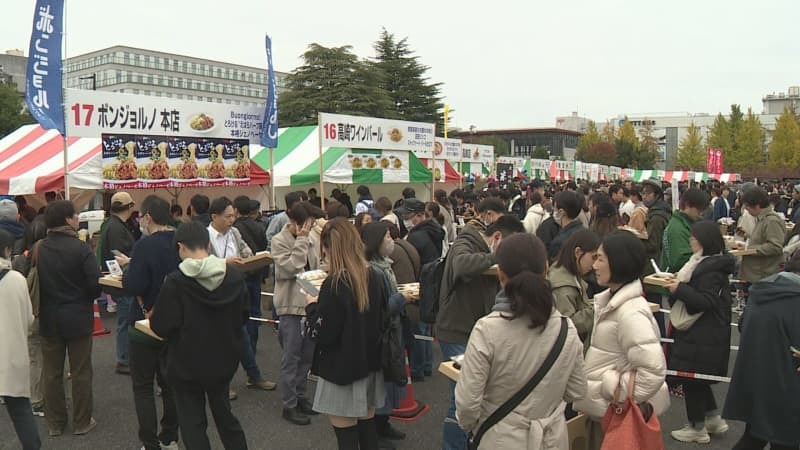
[419,256,448,324]
[358,200,382,221]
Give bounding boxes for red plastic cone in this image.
[92,300,110,336]
[391,351,429,422]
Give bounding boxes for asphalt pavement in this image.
[1,310,744,450]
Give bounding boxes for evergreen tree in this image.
[0,82,33,137]
[372,29,443,132]
[576,120,600,161]
[600,120,617,143]
[615,119,640,167]
[676,122,706,170]
[707,113,731,165]
[531,146,550,159]
[636,119,660,169]
[279,44,393,126]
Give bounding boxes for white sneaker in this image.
[705,416,729,434]
[160,441,179,450]
[106,302,117,313]
[671,424,710,443]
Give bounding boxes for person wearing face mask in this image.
[396,198,444,383]
[361,222,417,447]
[574,231,669,450]
[271,202,322,426]
[36,200,101,437]
[549,230,601,350]
[118,196,181,450]
[436,214,525,450]
[546,190,585,262]
[99,191,136,375]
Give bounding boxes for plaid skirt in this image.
[312,371,386,417]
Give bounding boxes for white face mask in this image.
[552,210,563,223]
[139,216,151,237]
[380,239,395,257]
[403,219,414,230]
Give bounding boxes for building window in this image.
[133,89,140,94]
[216,98,222,103]
[207,97,213,102]
[177,94,183,99]
[144,90,150,95]
[188,95,194,100]
[166,92,173,98]
[225,99,231,104]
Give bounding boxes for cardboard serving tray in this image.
[134,319,163,341]
[438,361,460,382]
[618,226,648,240]
[232,251,273,271]
[730,248,758,257]
[643,274,673,287]
[99,275,123,289]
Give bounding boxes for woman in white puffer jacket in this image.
[573,230,669,450]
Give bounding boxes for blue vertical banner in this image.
[260,34,278,148]
[25,0,65,136]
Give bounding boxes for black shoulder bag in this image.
[468,317,568,450]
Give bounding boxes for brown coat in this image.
[391,239,421,321]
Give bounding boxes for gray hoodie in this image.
[179,256,227,291]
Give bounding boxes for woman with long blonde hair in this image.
[306,218,387,449]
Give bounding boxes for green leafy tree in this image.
[531,146,550,159]
[676,122,706,170]
[372,29,444,133]
[0,82,33,137]
[600,120,617,143]
[707,113,731,161]
[768,107,800,169]
[734,108,765,170]
[614,119,640,167]
[576,120,600,161]
[279,44,393,126]
[636,119,660,168]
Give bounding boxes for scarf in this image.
[492,289,512,313]
[369,257,397,291]
[47,225,78,238]
[675,251,707,283]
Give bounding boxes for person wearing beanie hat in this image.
[0,199,25,255]
[100,191,136,374]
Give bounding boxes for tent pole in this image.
[269,147,276,209]
[317,114,325,211]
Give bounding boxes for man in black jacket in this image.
[547,190,585,261]
[0,199,25,255]
[100,191,136,374]
[233,195,268,354]
[120,196,181,450]
[190,194,211,227]
[150,220,250,450]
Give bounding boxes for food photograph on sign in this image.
[188,112,215,132]
[168,138,199,181]
[135,136,171,181]
[223,141,251,180]
[102,136,138,182]
[195,140,227,180]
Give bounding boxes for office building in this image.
[454,127,582,160]
[64,45,287,107]
[763,86,800,115]
[0,49,27,94]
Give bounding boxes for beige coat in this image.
[573,280,669,419]
[0,259,34,398]
[271,223,321,316]
[455,309,587,450]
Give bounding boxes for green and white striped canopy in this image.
[250,126,431,187]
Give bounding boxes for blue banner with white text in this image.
[260,34,278,148]
[25,0,65,136]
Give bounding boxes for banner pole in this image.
[62,1,70,200]
[269,147,276,209]
[317,114,325,211]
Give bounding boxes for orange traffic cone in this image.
[391,351,429,422]
[92,300,110,336]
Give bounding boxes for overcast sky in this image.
[2,0,798,130]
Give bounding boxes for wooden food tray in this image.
[483,264,498,276]
[134,319,163,341]
[643,274,672,287]
[618,226,648,240]
[99,275,123,289]
[232,251,273,271]
[730,248,757,257]
[438,361,460,382]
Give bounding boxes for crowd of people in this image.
[1,176,800,450]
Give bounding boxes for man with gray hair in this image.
[0,199,25,256]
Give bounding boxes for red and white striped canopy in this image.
[0,124,101,195]
[0,124,270,195]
